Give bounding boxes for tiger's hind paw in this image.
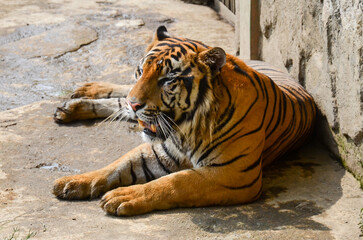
[71,82,115,99]
[53,100,81,123]
[54,105,73,123]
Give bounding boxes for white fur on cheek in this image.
[127,104,136,119]
[141,132,152,142]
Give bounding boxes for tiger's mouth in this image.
[138,119,158,136]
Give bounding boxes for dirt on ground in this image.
[0,0,362,239]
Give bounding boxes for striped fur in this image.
[53,26,316,216]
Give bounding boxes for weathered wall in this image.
[259,0,363,184]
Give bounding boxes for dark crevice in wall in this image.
[263,23,273,39]
[263,16,277,40]
[326,1,342,64]
[359,47,363,114]
[344,131,363,146]
[284,58,293,72]
[298,55,306,88]
[325,1,342,135]
[298,51,310,89]
[315,109,340,159]
[330,73,340,133]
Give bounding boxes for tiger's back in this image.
[245,60,316,165]
[53,27,317,216]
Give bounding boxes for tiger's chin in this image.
[141,131,163,143]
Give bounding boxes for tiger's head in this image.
[127,26,226,142]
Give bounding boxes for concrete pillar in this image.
[235,0,260,59]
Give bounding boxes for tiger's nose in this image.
[128,101,143,112]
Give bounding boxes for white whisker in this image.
[96,108,128,129]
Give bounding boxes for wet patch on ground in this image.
[31,163,80,173]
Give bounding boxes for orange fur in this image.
[53,27,316,216]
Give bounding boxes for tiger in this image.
[53,26,316,216]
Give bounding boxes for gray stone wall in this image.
[259,0,362,185]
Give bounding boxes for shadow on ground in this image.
[0,0,361,239]
[188,153,337,233]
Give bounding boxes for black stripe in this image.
[181,67,191,76]
[91,103,97,115]
[179,45,187,55]
[161,93,172,109]
[198,64,259,163]
[263,95,296,155]
[241,156,261,172]
[266,93,284,139]
[152,145,172,174]
[164,39,177,43]
[148,56,156,61]
[250,185,263,201]
[178,76,194,93]
[176,75,209,125]
[197,130,240,164]
[107,91,113,98]
[156,42,172,47]
[193,76,208,108]
[210,154,247,167]
[141,154,155,182]
[158,77,174,87]
[180,76,194,107]
[190,139,202,158]
[184,43,196,52]
[227,60,259,133]
[253,72,265,100]
[171,54,179,61]
[279,86,308,134]
[165,59,172,68]
[191,39,209,48]
[265,78,278,133]
[186,40,199,50]
[170,67,181,74]
[213,82,234,134]
[222,167,261,190]
[161,143,180,166]
[117,171,122,186]
[117,98,122,109]
[130,163,137,185]
[233,73,270,139]
[214,105,235,134]
[172,37,184,42]
[281,91,288,125]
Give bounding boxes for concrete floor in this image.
[0,0,362,239]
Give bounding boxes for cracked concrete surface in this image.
[0,0,362,239]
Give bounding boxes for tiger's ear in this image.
[199,47,226,73]
[156,26,170,41]
[146,26,171,52]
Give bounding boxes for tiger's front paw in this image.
[53,172,108,200]
[100,185,151,216]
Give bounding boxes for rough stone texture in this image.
[0,101,362,239]
[0,24,98,58]
[0,0,235,111]
[0,0,362,239]
[259,0,363,185]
